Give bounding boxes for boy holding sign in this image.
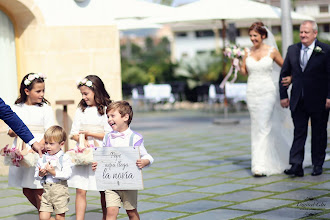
[92,101,154,220]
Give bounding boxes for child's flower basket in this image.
[1,145,38,167]
[66,147,94,165]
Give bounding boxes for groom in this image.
[279,20,330,177]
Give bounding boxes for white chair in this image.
[209,84,224,104]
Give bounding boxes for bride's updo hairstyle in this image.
[248,22,268,39]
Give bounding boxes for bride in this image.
[240,22,310,176]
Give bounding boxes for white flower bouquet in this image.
[224,44,245,59]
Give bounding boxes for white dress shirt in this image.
[35,150,73,184]
[103,127,154,165]
[300,40,316,64]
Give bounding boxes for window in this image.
[175,32,187,37]
[195,30,214,38]
[324,24,330,33]
[320,5,329,13]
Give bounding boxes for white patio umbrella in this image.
[150,0,313,24]
[115,18,162,31]
[148,0,314,52]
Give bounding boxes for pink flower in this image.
[28,74,36,81]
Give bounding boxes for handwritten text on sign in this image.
[94,147,143,190]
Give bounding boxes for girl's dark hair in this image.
[78,75,112,115]
[248,22,268,39]
[15,73,49,106]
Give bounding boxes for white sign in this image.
[94,147,144,190]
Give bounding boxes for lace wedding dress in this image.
[246,47,312,176]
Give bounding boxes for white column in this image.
[280,0,293,58]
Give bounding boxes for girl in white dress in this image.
[8,72,55,209]
[240,22,291,177]
[68,75,112,220]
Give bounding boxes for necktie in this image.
[111,132,125,139]
[301,47,309,71]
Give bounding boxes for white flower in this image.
[86,80,93,87]
[81,78,87,84]
[24,79,31,86]
[314,46,322,53]
[38,72,46,79]
[28,74,35,81]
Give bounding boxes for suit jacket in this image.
[279,39,330,112]
[0,98,34,143]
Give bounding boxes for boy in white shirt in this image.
[93,101,154,220]
[35,125,72,220]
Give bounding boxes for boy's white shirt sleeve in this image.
[34,155,73,181]
[137,140,154,166]
[54,155,73,180]
[34,157,44,180]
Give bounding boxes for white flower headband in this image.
[24,73,47,86]
[76,78,93,88]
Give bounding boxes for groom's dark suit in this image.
[279,39,330,168]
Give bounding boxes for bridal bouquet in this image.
[0,145,38,167]
[224,44,245,59]
[220,44,245,89]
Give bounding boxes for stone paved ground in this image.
[1,109,330,220]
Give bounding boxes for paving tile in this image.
[166,171,215,180]
[156,165,201,174]
[164,200,231,213]
[180,209,252,220]
[180,155,222,162]
[203,164,246,173]
[288,174,330,183]
[193,160,227,166]
[248,207,321,220]
[220,169,252,178]
[149,192,210,203]
[0,196,29,207]
[0,189,22,198]
[212,190,273,202]
[142,185,196,195]
[135,211,185,220]
[0,205,36,217]
[144,178,180,188]
[0,182,9,189]
[228,198,294,211]
[235,175,288,185]
[179,177,235,186]
[252,181,310,192]
[309,181,330,189]
[142,171,169,179]
[271,189,330,200]
[2,213,38,220]
[193,183,251,194]
[317,212,330,219]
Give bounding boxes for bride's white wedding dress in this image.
[246,47,312,176]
